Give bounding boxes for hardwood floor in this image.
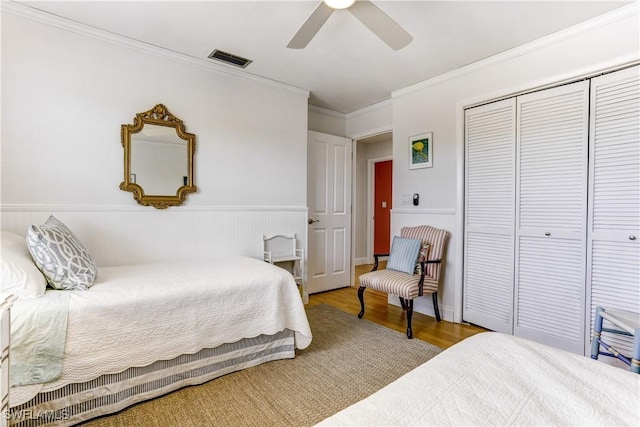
[308,263,487,349]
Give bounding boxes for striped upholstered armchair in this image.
[357,225,449,338]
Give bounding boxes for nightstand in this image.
[263,234,306,303]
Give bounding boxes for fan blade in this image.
[287,2,334,49]
[348,0,413,50]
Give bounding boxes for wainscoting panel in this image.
[0,205,308,269]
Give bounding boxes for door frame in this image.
[367,156,393,264]
[351,127,393,288]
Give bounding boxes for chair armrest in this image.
[372,253,390,271]
[418,259,442,277]
[417,259,442,295]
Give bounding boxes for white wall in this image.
[390,5,639,322]
[1,7,309,269]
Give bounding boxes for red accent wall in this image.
[374,160,392,254]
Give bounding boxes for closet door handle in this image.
[630,235,637,241]
[308,218,320,225]
[544,232,551,236]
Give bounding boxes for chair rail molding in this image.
[391,208,456,216]
[0,204,308,213]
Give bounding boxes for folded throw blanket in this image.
[10,291,69,386]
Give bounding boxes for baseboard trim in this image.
[389,295,454,323]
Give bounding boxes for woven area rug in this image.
[83,304,442,427]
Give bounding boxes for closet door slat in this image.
[514,81,589,354]
[463,99,516,333]
[586,65,640,359]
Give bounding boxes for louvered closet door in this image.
[514,81,589,354]
[463,98,516,333]
[586,66,640,356]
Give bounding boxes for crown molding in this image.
[309,97,392,119]
[346,98,392,120]
[392,2,640,101]
[349,126,392,141]
[308,104,346,119]
[1,1,310,99]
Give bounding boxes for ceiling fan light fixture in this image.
[289,0,412,51]
[323,0,356,10]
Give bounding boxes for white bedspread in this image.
[10,256,312,406]
[319,332,640,426]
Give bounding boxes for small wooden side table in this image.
[590,307,640,374]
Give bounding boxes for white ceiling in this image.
[19,0,631,113]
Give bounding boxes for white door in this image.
[463,98,517,333]
[514,81,590,354]
[586,66,640,356]
[307,131,352,294]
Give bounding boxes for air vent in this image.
[207,49,252,68]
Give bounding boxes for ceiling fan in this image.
[287,0,413,51]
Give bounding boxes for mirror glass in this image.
[130,124,188,195]
[120,104,196,209]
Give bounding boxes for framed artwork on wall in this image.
[409,133,433,169]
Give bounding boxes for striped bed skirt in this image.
[8,329,295,426]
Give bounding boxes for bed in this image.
[1,225,312,426]
[319,332,640,426]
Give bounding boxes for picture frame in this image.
[409,133,433,169]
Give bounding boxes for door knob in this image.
[630,235,637,241]
[308,218,320,225]
[544,232,551,236]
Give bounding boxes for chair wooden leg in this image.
[399,297,407,311]
[357,286,366,319]
[432,292,441,322]
[590,306,604,360]
[406,299,414,339]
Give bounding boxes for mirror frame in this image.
[120,104,196,209]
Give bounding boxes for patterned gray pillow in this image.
[26,216,97,290]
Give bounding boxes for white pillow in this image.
[26,216,97,291]
[1,231,47,299]
[2,230,25,247]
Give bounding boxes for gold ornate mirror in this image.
[120,104,196,209]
